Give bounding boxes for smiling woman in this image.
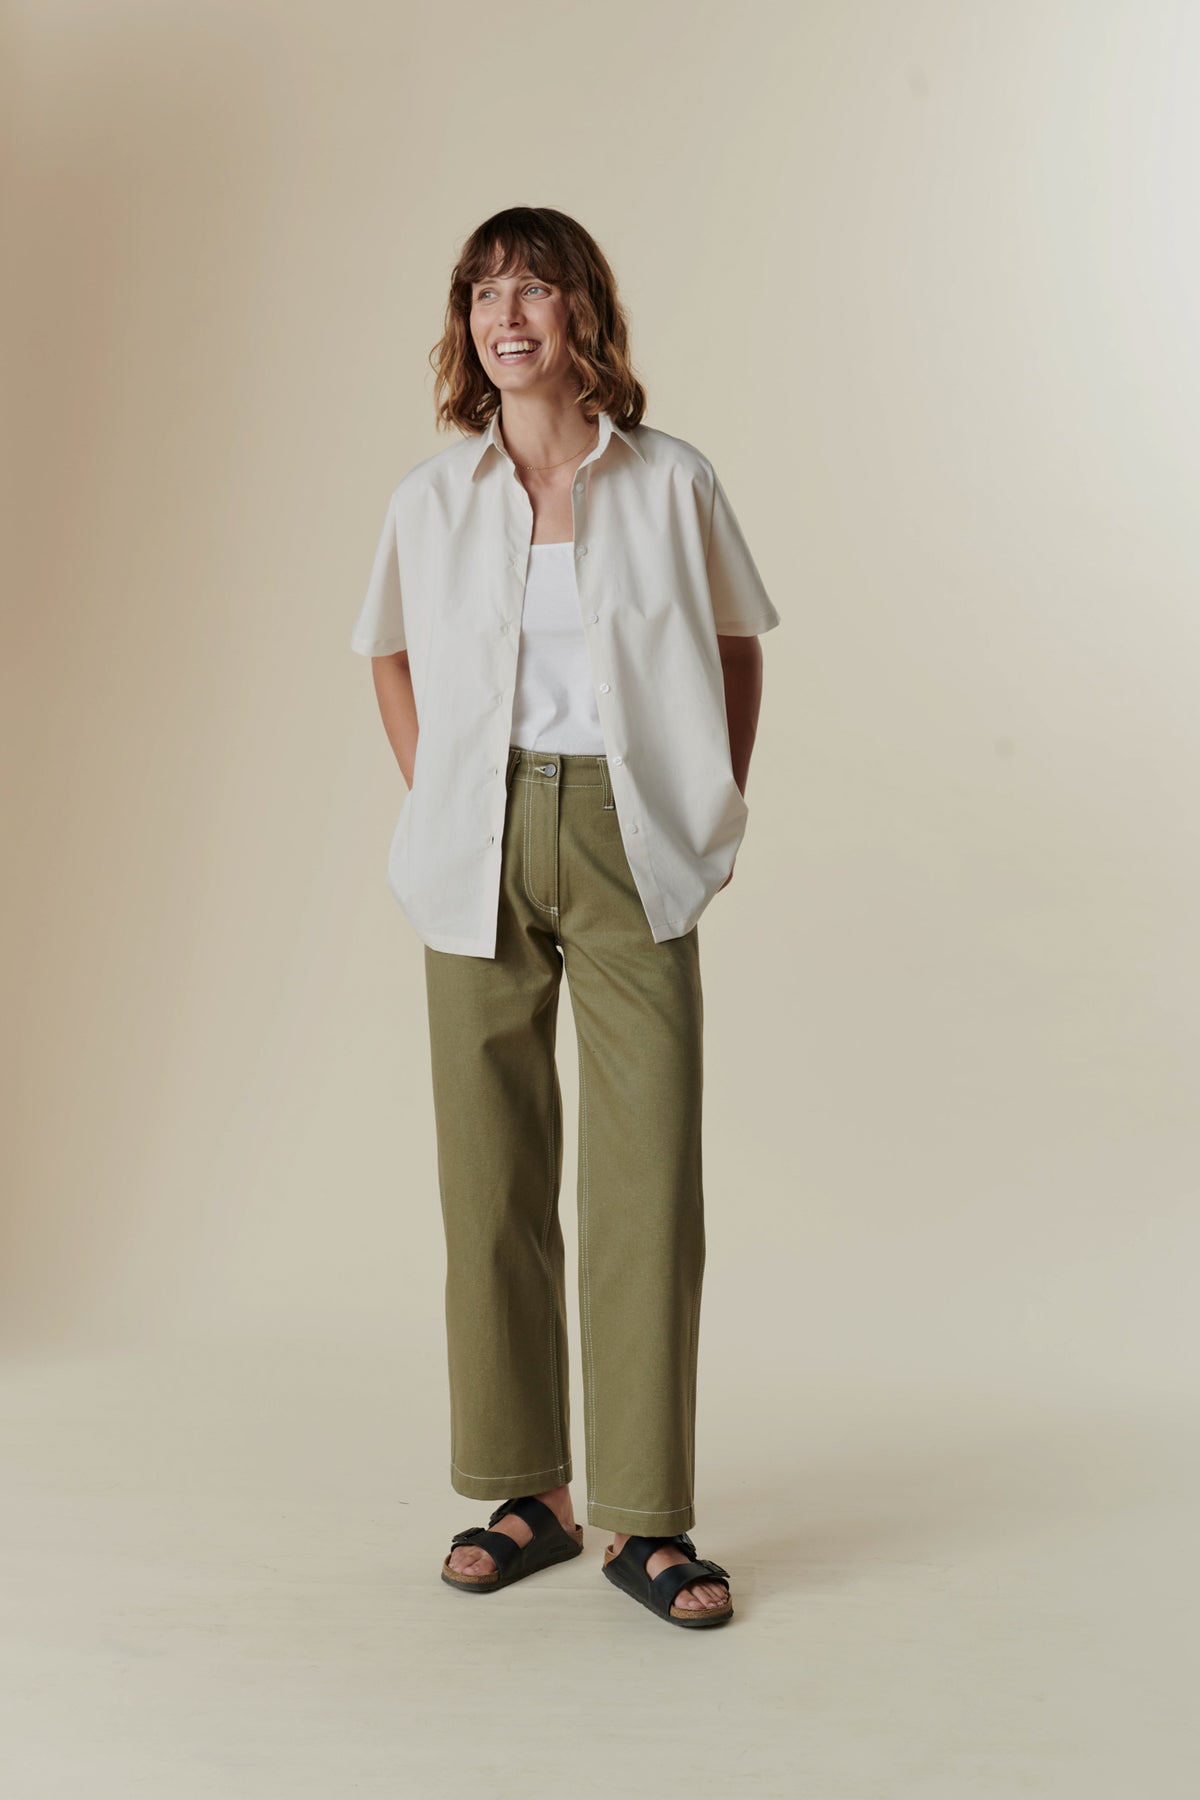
[356,204,779,1629]
[430,206,644,442]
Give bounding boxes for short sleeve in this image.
[350,491,407,655]
[704,464,780,636]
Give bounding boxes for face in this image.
[468,262,575,396]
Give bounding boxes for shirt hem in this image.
[351,633,407,655]
[712,611,780,636]
[410,924,500,958]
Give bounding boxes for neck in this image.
[497,394,598,470]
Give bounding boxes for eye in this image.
[473,280,549,301]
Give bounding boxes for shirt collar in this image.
[467,407,644,479]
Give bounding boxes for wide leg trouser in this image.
[422,744,706,1536]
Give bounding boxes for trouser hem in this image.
[586,1500,696,1535]
[451,1460,572,1500]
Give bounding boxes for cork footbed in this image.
[441,1521,585,1587]
[602,1542,734,1620]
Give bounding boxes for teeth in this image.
[496,341,538,356]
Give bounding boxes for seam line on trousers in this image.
[522,763,558,914]
[576,991,598,1505]
[588,1500,695,1514]
[452,1460,571,1483]
[541,1061,563,1470]
[512,776,603,788]
[687,1255,704,1504]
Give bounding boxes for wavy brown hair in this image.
[430,207,647,437]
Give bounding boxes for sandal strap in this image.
[448,1493,570,1570]
[652,1556,731,1610]
[488,1493,563,1538]
[448,1524,522,1570]
[618,1530,698,1574]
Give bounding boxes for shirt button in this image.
[613,756,623,766]
[500,622,508,633]
[631,823,639,833]
[576,545,588,557]
[599,682,610,693]
[589,612,599,623]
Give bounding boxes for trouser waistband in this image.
[506,745,613,805]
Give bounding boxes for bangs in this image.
[461,224,569,290]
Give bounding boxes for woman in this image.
[352,206,779,1629]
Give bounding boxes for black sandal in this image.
[440,1493,584,1594]
[602,1530,734,1628]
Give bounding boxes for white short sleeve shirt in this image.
[351,409,780,958]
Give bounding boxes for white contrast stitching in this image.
[452,1460,571,1483]
[513,777,602,788]
[551,771,560,911]
[540,1059,563,1468]
[522,767,558,913]
[687,1252,705,1503]
[588,1500,695,1514]
[575,987,598,1505]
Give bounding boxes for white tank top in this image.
[509,542,607,754]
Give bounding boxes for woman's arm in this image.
[717,634,765,798]
[715,634,765,892]
[368,650,419,789]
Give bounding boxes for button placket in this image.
[571,441,630,829]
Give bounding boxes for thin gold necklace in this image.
[508,424,599,472]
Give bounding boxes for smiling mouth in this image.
[493,340,541,361]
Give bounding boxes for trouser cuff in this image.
[585,1500,696,1535]
[451,1459,572,1500]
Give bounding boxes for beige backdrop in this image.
[4,2,1197,1796]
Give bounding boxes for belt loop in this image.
[598,756,614,809]
[506,746,522,789]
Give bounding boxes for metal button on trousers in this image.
[422,744,706,1536]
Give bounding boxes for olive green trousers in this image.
[423,744,706,1535]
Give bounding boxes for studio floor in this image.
[1,1334,1193,1799]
